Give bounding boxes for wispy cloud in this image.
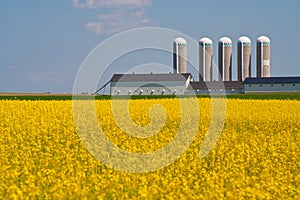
[85,22,103,35]
[72,0,151,9]
[85,8,150,35]
[72,0,152,35]
[72,0,94,9]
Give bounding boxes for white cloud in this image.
[85,8,150,35]
[72,0,151,9]
[140,18,150,23]
[73,0,152,35]
[72,0,94,9]
[131,8,146,17]
[85,22,103,35]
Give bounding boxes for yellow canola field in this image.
[0,98,299,199]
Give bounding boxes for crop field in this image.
[0,98,300,199]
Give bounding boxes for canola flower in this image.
[0,98,299,199]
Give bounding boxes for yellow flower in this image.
[0,99,299,199]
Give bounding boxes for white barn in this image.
[110,73,193,96]
[243,77,300,93]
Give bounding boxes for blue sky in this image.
[0,0,299,93]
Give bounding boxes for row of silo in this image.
[173,36,271,81]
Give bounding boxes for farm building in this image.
[95,36,300,96]
[243,77,300,93]
[110,73,193,96]
[187,81,243,95]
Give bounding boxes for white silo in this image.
[173,37,187,74]
[199,37,213,82]
[237,36,251,81]
[218,37,232,81]
[257,36,271,78]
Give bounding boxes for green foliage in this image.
[0,93,299,101]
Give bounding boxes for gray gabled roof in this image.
[110,73,192,82]
[243,77,300,84]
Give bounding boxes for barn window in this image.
[260,84,263,87]
[282,84,285,86]
[271,84,274,87]
[292,84,296,86]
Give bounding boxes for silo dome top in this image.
[257,36,270,43]
[219,37,232,45]
[219,37,232,43]
[199,37,213,44]
[238,36,251,43]
[174,37,187,45]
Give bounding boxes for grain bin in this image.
[218,37,232,81]
[256,36,271,78]
[199,37,213,81]
[173,37,187,74]
[238,36,251,81]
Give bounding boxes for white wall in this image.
[244,83,300,93]
[111,80,189,95]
